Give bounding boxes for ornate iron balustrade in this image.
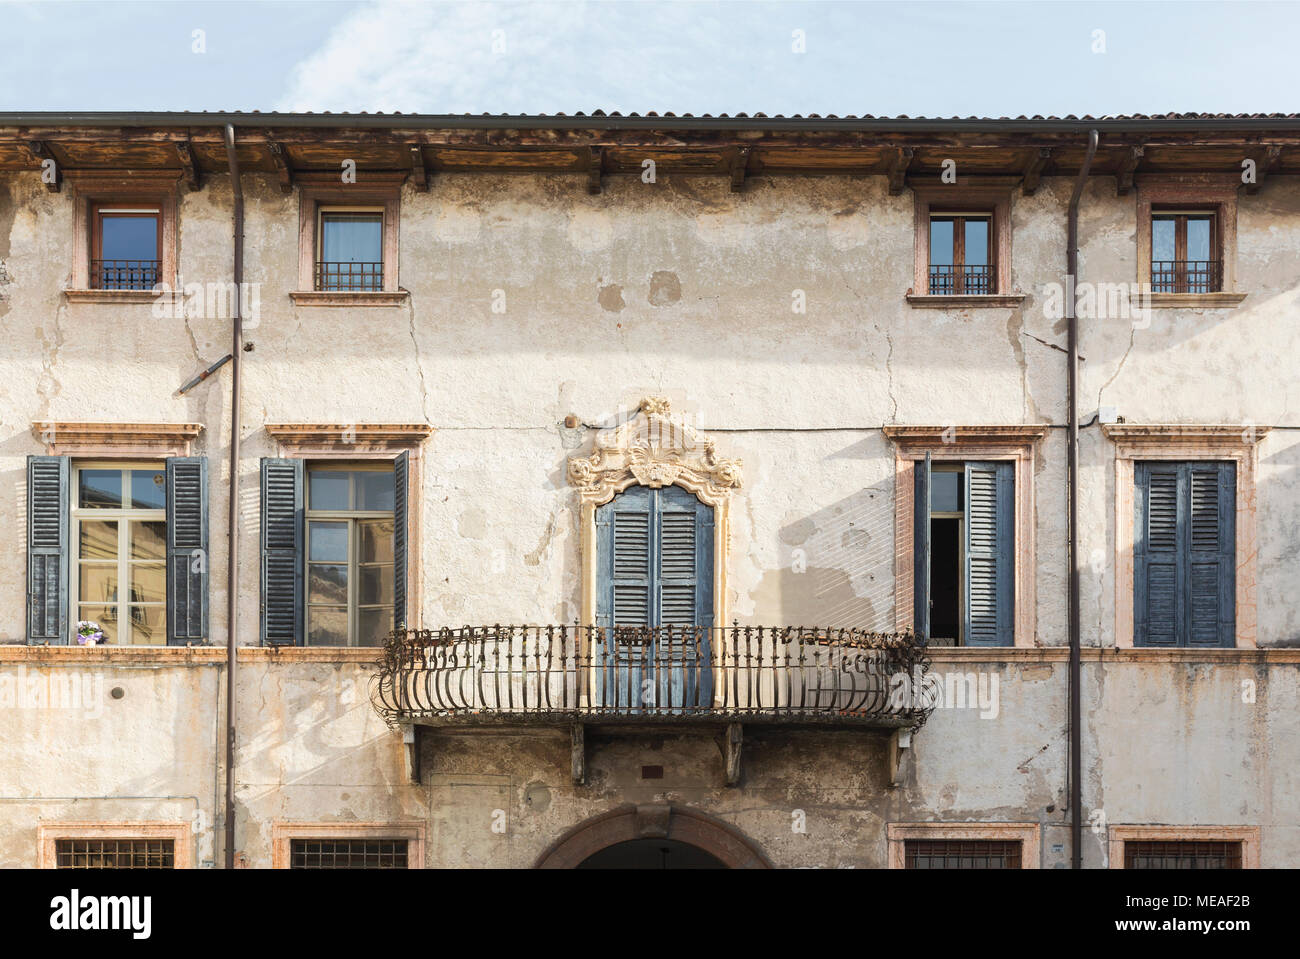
[372,624,934,728]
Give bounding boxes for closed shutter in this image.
[393,450,409,631]
[964,461,1014,646]
[659,484,714,628]
[27,455,70,644]
[1136,461,1235,648]
[598,485,652,628]
[913,452,932,640]
[165,456,209,645]
[260,458,304,646]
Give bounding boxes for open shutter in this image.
[27,455,69,644]
[659,485,713,627]
[964,461,1014,646]
[260,458,304,646]
[1135,463,1179,647]
[913,452,932,640]
[1187,462,1235,647]
[393,450,409,631]
[166,457,208,645]
[596,485,652,628]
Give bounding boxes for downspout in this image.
[222,123,243,870]
[1067,129,1099,870]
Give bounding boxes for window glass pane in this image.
[929,218,954,265]
[80,470,122,509]
[321,213,383,263]
[358,607,394,647]
[131,521,166,559]
[129,469,167,509]
[79,565,118,604]
[129,564,165,605]
[79,520,118,559]
[308,564,348,605]
[308,521,348,562]
[1152,217,1176,261]
[77,606,117,644]
[359,519,394,563]
[359,565,394,605]
[931,471,962,513]
[126,605,165,645]
[1186,216,1212,261]
[964,218,989,266]
[99,214,158,261]
[308,471,350,510]
[356,471,395,511]
[307,607,349,646]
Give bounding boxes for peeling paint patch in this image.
[597,283,625,312]
[647,271,681,307]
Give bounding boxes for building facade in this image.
[0,113,1296,869]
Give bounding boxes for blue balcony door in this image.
[595,485,714,711]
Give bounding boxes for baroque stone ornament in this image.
[567,397,743,506]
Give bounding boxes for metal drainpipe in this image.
[1067,129,1099,869]
[222,123,243,870]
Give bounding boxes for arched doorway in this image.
[535,804,771,869]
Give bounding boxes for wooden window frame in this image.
[1107,825,1260,869]
[908,177,1023,307]
[927,211,995,295]
[90,203,164,291]
[1104,425,1268,650]
[293,172,405,305]
[66,171,181,301]
[1135,174,1246,308]
[271,821,425,869]
[38,821,193,868]
[887,822,1039,869]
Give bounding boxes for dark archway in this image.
[535,804,771,869]
[577,839,726,869]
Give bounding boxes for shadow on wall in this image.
[749,472,895,631]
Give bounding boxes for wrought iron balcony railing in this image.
[372,624,933,728]
[928,263,994,295]
[315,260,384,292]
[91,259,160,291]
[1150,259,1222,294]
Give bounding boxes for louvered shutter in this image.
[1135,464,1180,647]
[597,485,652,628]
[913,452,932,640]
[27,455,69,644]
[658,485,713,627]
[964,461,1014,646]
[1187,462,1235,647]
[260,458,304,646]
[393,450,409,631]
[166,457,208,645]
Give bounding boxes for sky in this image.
[2,0,1299,117]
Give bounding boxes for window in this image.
[66,172,180,296]
[1151,210,1219,293]
[1123,840,1242,870]
[904,839,1022,869]
[72,464,168,645]
[91,204,161,290]
[55,838,174,869]
[315,208,384,291]
[289,838,409,869]
[914,459,1014,646]
[928,213,993,294]
[1134,461,1235,648]
[305,465,396,646]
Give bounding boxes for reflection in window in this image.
[316,211,384,291]
[929,214,993,294]
[1151,212,1219,293]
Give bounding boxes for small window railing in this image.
[928,263,994,295]
[1150,260,1222,294]
[91,259,161,291]
[315,261,384,292]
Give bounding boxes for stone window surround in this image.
[265,424,434,637]
[886,822,1040,869]
[906,176,1027,309]
[1107,825,1260,869]
[64,171,183,304]
[1135,173,1248,309]
[1105,424,1267,651]
[270,820,426,869]
[292,172,407,305]
[32,421,203,458]
[37,821,194,868]
[884,426,1046,648]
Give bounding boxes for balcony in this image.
[373,625,935,784]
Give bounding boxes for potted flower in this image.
[76,621,106,646]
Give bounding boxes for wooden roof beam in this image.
[24,140,61,192]
[267,140,294,194]
[886,146,914,195]
[586,146,604,195]
[175,137,201,190]
[1021,148,1052,195]
[408,143,429,191]
[1116,145,1145,196]
[1243,144,1282,195]
[729,146,751,192]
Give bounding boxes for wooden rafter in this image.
[729,146,751,192]
[1116,145,1145,196]
[586,146,604,195]
[267,140,294,195]
[886,146,914,196]
[1244,144,1282,195]
[407,143,429,191]
[24,140,60,192]
[175,137,201,190]
[1021,147,1052,195]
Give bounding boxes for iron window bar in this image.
[904,839,1022,869]
[91,259,161,291]
[1150,259,1222,294]
[314,260,384,292]
[55,838,175,869]
[928,263,994,295]
[290,838,409,869]
[1124,840,1242,869]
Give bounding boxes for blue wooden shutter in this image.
[964,461,1014,646]
[1135,463,1180,647]
[597,485,652,628]
[260,458,304,646]
[393,450,409,631]
[913,453,932,640]
[658,485,713,627]
[27,455,69,644]
[1187,462,1235,648]
[166,456,209,645]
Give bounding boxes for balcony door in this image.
[595,484,713,710]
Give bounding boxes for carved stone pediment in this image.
[567,397,742,506]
